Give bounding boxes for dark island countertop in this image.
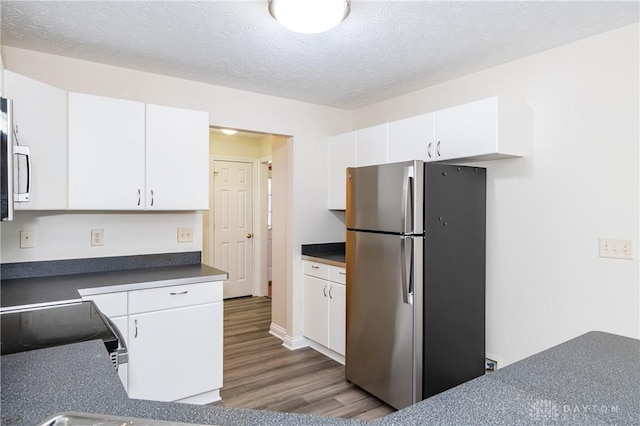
[2,331,638,425]
[301,242,346,267]
[0,340,353,426]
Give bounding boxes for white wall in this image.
[1,212,202,262]
[353,24,640,366]
[0,46,352,342]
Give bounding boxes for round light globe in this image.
[269,0,350,34]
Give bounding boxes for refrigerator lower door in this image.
[346,230,423,410]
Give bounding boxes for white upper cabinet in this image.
[387,112,435,163]
[4,71,68,210]
[327,131,356,210]
[355,123,387,167]
[146,104,209,210]
[327,96,529,210]
[68,92,146,210]
[68,93,209,210]
[434,96,528,162]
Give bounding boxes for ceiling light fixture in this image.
[220,129,238,135]
[268,0,350,34]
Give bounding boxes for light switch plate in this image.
[599,238,633,260]
[177,227,193,243]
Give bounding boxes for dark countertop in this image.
[1,264,228,309]
[2,331,638,425]
[301,242,346,267]
[0,340,354,426]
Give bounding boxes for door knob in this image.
[246,233,253,239]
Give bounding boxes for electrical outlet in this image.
[91,229,104,246]
[485,358,498,373]
[20,230,34,248]
[177,227,193,243]
[600,238,633,260]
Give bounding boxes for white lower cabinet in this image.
[127,302,223,403]
[303,261,346,362]
[327,283,345,355]
[303,276,330,348]
[81,281,223,404]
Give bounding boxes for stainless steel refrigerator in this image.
[345,160,486,410]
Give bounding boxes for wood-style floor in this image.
[216,296,395,420]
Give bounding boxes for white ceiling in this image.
[1,1,638,109]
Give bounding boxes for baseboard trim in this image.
[269,322,286,340]
[175,388,220,405]
[269,322,309,351]
[307,340,345,365]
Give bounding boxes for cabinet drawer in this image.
[83,292,127,317]
[129,281,222,314]
[304,261,329,280]
[329,267,346,285]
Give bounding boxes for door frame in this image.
[257,155,272,297]
[209,155,264,297]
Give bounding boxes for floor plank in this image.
[215,296,395,420]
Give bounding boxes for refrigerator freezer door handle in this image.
[400,166,414,235]
[400,236,413,305]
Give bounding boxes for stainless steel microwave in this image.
[1,96,30,221]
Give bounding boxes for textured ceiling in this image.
[1,1,638,109]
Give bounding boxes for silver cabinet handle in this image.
[170,290,189,296]
[150,189,154,207]
[329,285,333,299]
[134,319,138,338]
[338,272,346,276]
[323,285,327,297]
[436,141,441,157]
[311,265,319,269]
[137,189,141,206]
[427,142,432,159]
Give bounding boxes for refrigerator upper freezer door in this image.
[346,160,423,235]
[346,230,423,410]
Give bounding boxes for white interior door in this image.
[214,160,254,298]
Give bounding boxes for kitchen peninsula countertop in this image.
[301,242,346,267]
[2,331,638,425]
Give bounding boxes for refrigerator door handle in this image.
[400,236,413,305]
[400,165,414,235]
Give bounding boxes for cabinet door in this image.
[387,112,435,163]
[303,275,329,347]
[127,302,223,402]
[327,132,355,210]
[68,92,145,210]
[4,71,68,210]
[434,97,497,161]
[356,124,387,167]
[146,104,209,210]
[328,283,346,356]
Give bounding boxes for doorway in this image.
[203,128,274,299]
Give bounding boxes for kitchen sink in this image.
[38,412,214,426]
